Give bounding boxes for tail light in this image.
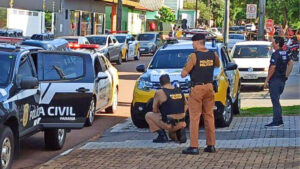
[68,43,99,49]
[0,37,23,44]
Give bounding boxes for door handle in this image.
[76,87,89,93]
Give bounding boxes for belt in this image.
[164,117,185,126]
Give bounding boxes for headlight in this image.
[137,78,153,91]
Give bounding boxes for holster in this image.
[163,116,185,127]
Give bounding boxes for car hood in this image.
[145,68,221,82]
[234,58,270,68]
[139,41,154,47]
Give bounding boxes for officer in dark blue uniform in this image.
[264,37,294,127]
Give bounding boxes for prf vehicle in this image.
[115,34,140,62]
[131,41,241,128]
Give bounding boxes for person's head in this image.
[159,74,171,86]
[192,34,206,50]
[272,37,285,49]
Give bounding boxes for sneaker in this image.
[182,147,199,155]
[153,130,168,143]
[265,122,284,128]
[204,146,216,153]
[176,128,187,144]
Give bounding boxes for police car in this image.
[0,43,119,169]
[131,41,241,128]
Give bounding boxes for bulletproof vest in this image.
[159,87,185,118]
[190,51,215,84]
[273,49,289,79]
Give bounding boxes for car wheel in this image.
[130,104,148,128]
[233,92,241,114]
[85,98,96,126]
[116,53,122,65]
[44,129,66,150]
[0,126,14,169]
[216,96,233,127]
[105,88,118,113]
[135,50,140,60]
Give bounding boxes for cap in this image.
[191,34,206,41]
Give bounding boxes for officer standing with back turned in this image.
[181,34,220,154]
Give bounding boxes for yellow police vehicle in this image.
[115,34,141,61]
[131,41,241,128]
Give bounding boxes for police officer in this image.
[181,34,220,154]
[145,74,187,143]
[264,37,294,127]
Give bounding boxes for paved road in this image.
[12,56,151,169]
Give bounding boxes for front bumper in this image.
[139,46,155,54]
[239,71,267,86]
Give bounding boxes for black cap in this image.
[191,34,206,41]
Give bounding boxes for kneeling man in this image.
[145,74,187,143]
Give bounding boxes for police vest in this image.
[190,51,215,84]
[159,87,185,117]
[272,49,290,79]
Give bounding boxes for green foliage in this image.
[238,105,300,117]
[155,7,175,24]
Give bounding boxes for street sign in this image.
[266,19,274,33]
[246,4,257,19]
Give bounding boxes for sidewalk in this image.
[37,116,300,169]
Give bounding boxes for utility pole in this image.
[117,0,122,31]
[223,0,230,46]
[258,0,266,40]
[195,0,198,28]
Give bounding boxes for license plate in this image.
[140,48,145,51]
[243,74,258,79]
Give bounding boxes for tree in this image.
[155,6,175,24]
[184,1,212,25]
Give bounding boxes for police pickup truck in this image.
[0,44,97,169]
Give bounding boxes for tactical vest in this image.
[190,51,215,84]
[273,49,289,79]
[159,87,185,118]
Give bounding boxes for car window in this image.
[86,36,107,45]
[233,45,272,58]
[229,34,245,40]
[112,37,117,43]
[137,34,155,41]
[0,53,14,85]
[40,54,84,81]
[94,58,102,76]
[221,47,229,67]
[17,56,34,85]
[108,37,112,44]
[115,36,126,43]
[99,55,107,71]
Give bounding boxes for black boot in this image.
[182,147,199,155]
[153,129,168,143]
[204,145,216,153]
[176,128,187,143]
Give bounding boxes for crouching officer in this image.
[145,74,187,143]
[181,34,220,154]
[264,37,294,127]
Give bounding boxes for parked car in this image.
[231,41,272,89]
[245,24,256,32]
[58,36,90,47]
[21,35,70,51]
[0,44,95,168]
[115,34,140,61]
[137,32,163,55]
[86,35,122,64]
[131,41,240,128]
[228,34,247,50]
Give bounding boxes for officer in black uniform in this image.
[264,37,294,127]
[145,74,187,143]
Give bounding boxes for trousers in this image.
[188,83,215,147]
[269,77,286,123]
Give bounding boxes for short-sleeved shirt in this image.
[270,49,291,79]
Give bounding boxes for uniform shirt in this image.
[270,49,291,79]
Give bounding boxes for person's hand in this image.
[264,80,269,89]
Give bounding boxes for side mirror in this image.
[136,64,145,72]
[109,43,114,46]
[225,62,238,71]
[20,76,38,89]
[96,72,108,81]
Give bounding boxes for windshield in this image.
[229,34,244,40]
[86,36,107,45]
[115,36,126,43]
[149,50,194,69]
[233,45,272,58]
[0,53,14,85]
[138,34,155,41]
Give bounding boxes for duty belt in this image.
[163,117,185,127]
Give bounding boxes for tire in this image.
[232,92,241,114]
[0,126,14,169]
[44,129,66,150]
[130,104,148,128]
[122,51,128,62]
[85,98,96,126]
[216,96,233,127]
[105,88,118,113]
[116,53,122,65]
[134,50,140,60]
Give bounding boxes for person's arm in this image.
[264,54,277,88]
[152,92,161,113]
[286,59,294,78]
[181,53,196,78]
[214,52,220,67]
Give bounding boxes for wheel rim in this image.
[223,99,232,123]
[57,129,65,145]
[1,137,11,169]
[112,90,118,111]
[89,99,95,123]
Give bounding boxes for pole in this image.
[195,0,198,28]
[258,0,266,40]
[223,0,230,46]
[117,0,122,31]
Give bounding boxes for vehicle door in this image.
[107,36,115,60]
[221,47,236,99]
[11,53,40,133]
[111,36,120,59]
[94,54,111,110]
[127,36,136,59]
[36,51,93,129]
